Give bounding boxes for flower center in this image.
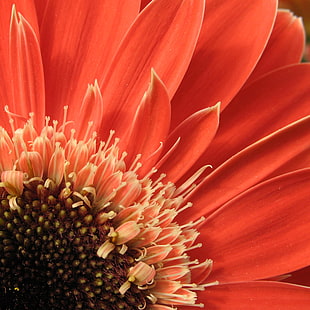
[0,113,213,309]
[0,180,146,309]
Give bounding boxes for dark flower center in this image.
[0,180,147,310]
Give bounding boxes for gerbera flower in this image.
[0,0,309,309]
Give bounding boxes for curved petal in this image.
[170,0,277,129]
[156,103,220,183]
[247,10,305,83]
[267,147,310,179]
[199,282,310,310]
[99,0,205,141]
[183,116,310,219]
[124,70,171,174]
[0,1,39,130]
[197,64,310,170]
[9,6,45,130]
[75,80,103,141]
[195,169,310,283]
[38,0,141,122]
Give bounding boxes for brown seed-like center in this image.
[0,181,147,310]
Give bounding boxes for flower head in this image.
[0,1,310,309]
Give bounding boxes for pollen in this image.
[0,113,212,309]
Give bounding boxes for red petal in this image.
[124,70,171,174]
[247,10,305,83]
[184,116,310,219]
[171,0,277,129]
[268,148,310,179]
[75,80,103,141]
[9,6,45,130]
[99,0,205,140]
[156,103,220,183]
[196,169,310,283]
[0,1,39,130]
[199,282,310,310]
[38,0,140,122]
[198,64,310,170]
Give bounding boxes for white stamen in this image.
[180,216,205,229]
[129,154,142,171]
[174,165,212,196]
[102,130,115,153]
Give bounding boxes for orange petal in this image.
[171,0,277,129]
[38,0,140,121]
[185,116,310,220]
[9,5,45,129]
[246,10,305,83]
[0,1,39,131]
[124,69,171,175]
[198,64,310,171]
[76,80,103,140]
[198,169,310,283]
[202,282,310,310]
[99,0,205,141]
[156,103,220,183]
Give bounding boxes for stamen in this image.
[176,202,193,214]
[152,173,167,187]
[83,121,94,142]
[129,154,142,171]
[180,216,206,229]
[174,165,212,196]
[102,130,116,153]
[155,137,181,169]
[145,142,163,161]
[0,107,213,309]
[201,281,220,288]
[61,105,69,132]
[186,243,202,251]
[141,167,158,181]
[4,105,28,127]
[190,259,213,270]
[179,183,197,198]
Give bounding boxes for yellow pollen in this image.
[128,276,136,283]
